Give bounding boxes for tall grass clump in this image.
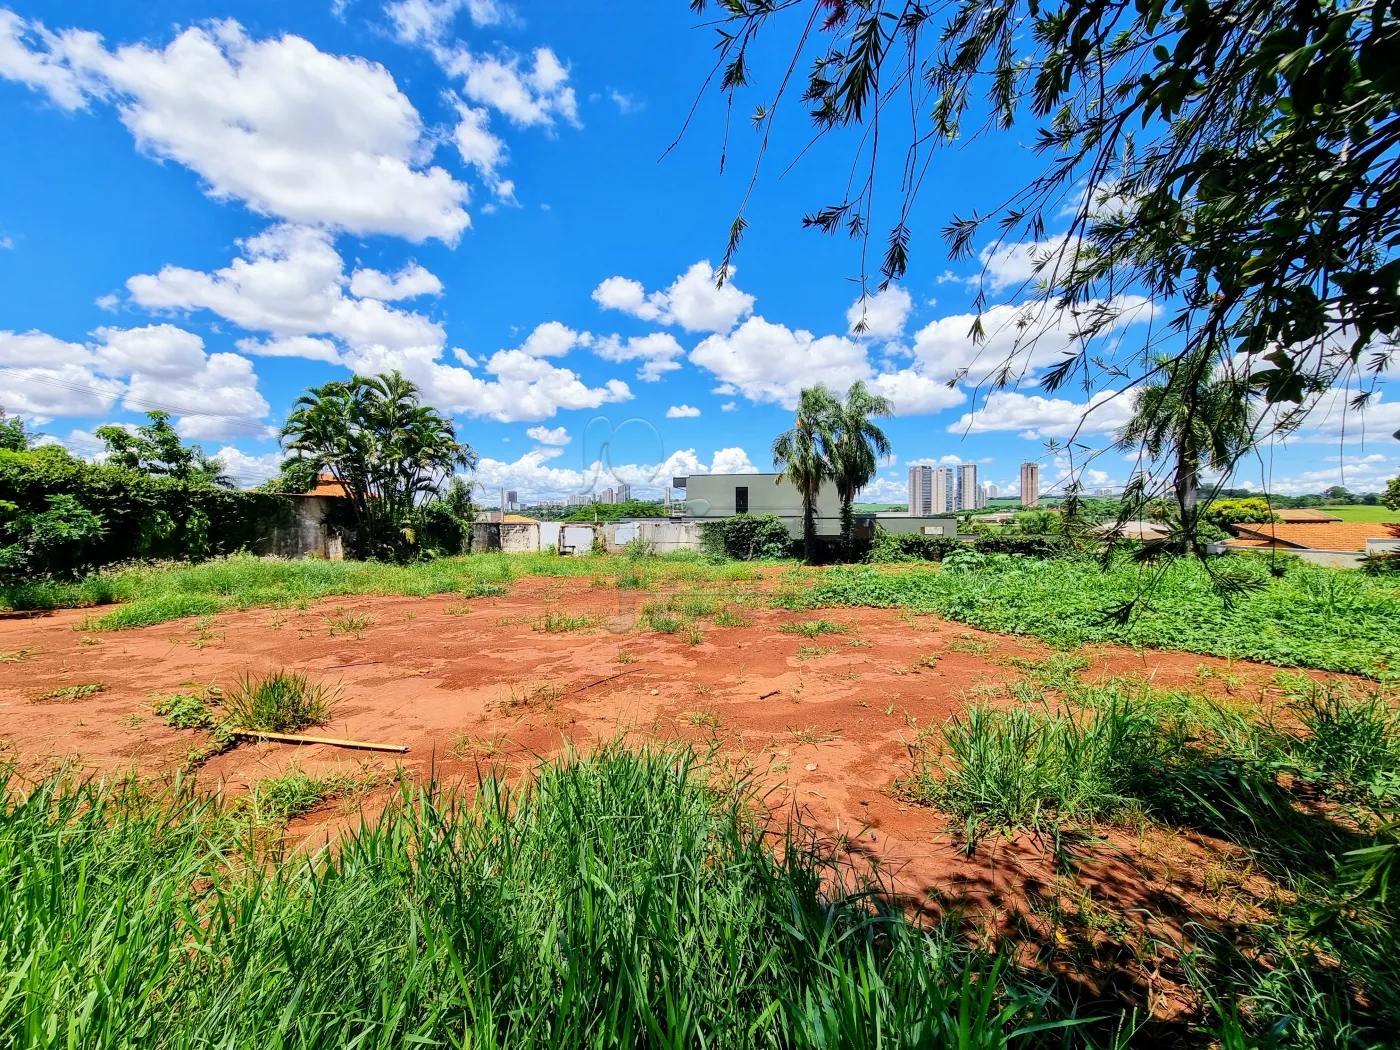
[221,669,335,733]
[0,747,1081,1049]
[904,697,1180,840]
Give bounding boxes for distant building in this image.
[907,465,933,516]
[956,464,979,511]
[931,466,955,514]
[986,483,998,499]
[506,489,519,512]
[1020,462,1040,508]
[975,482,988,509]
[615,482,632,503]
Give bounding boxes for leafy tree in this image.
[564,499,668,522]
[280,371,477,561]
[96,411,232,486]
[0,408,32,452]
[772,386,839,562]
[407,476,477,557]
[258,457,322,495]
[1203,498,1281,531]
[687,0,1400,488]
[1323,485,1354,503]
[828,380,893,555]
[1383,475,1400,513]
[1113,354,1258,546]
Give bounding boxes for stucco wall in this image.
[604,520,705,553]
[263,496,347,560]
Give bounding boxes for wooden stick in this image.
[569,666,646,694]
[233,730,409,753]
[758,690,780,700]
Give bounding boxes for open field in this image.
[1323,504,1400,523]
[3,555,1398,1045]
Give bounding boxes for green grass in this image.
[0,745,1079,1049]
[248,765,386,823]
[805,555,1400,676]
[896,667,1400,1045]
[1326,504,1400,523]
[222,670,335,734]
[534,612,598,633]
[1,552,784,629]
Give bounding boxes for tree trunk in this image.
[839,493,855,560]
[803,489,817,563]
[1176,445,1199,531]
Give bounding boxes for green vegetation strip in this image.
[1,551,780,628]
[802,556,1400,677]
[2,746,1078,1048]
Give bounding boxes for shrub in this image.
[699,513,792,560]
[222,670,336,734]
[865,529,965,563]
[972,534,1073,558]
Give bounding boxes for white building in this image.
[931,467,956,513]
[986,483,998,499]
[956,464,979,511]
[1020,462,1040,508]
[907,465,933,516]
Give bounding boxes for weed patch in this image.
[32,683,105,704]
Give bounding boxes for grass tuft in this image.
[778,618,849,637]
[222,670,335,734]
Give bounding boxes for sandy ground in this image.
[1,573,1317,1013]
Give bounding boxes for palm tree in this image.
[829,381,894,554]
[281,371,476,560]
[1113,353,1256,538]
[772,386,838,562]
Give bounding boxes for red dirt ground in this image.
[0,574,1328,1014]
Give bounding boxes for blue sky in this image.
[1,0,1396,502]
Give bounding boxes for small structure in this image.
[674,473,842,538]
[264,473,352,559]
[1091,520,1172,542]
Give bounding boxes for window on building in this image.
[735,486,749,513]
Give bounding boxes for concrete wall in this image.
[869,515,957,537]
[604,519,705,553]
[263,496,348,560]
[500,522,539,553]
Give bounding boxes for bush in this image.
[699,513,792,560]
[973,534,1073,558]
[865,529,965,563]
[0,446,287,578]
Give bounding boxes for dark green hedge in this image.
[698,513,793,560]
[1,447,289,577]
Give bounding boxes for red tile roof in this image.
[296,473,351,498]
[1227,521,1400,551]
[1275,508,1342,522]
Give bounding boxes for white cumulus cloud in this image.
[847,285,912,339]
[593,261,755,334]
[666,404,700,418]
[0,15,472,242]
[526,425,570,446]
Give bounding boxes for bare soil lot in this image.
[1,571,1309,968]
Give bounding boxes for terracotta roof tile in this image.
[1228,521,1400,551]
[1275,508,1342,522]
